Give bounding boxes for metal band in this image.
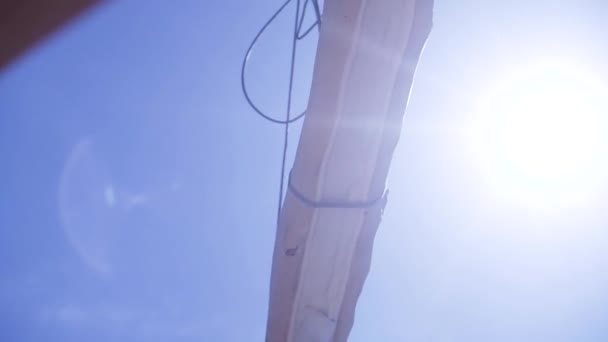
[287,171,388,209]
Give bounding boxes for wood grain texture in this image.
[266,0,434,341]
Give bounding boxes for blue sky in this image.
[1,1,608,341]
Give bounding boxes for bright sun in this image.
[470,60,608,209]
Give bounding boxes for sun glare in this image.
[470,60,608,209]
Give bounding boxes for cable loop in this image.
[241,0,321,125]
[241,0,322,225]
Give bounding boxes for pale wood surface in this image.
[266,0,434,341]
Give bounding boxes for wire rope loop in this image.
[241,0,323,226]
[241,0,304,124]
[241,0,321,125]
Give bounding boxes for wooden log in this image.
[0,0,100,70]
[266,0,434,341]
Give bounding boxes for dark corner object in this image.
[0,0,101,70]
